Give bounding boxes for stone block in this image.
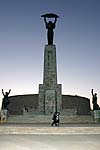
[0,109,7,123]
[93,110,100,123]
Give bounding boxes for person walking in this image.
[51,112,60,126]
[51,112,57,126]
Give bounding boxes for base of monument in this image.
[0,109,8,123]
[93,110,100,123]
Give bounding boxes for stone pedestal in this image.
[93,110,100,123]
[38,45,62,114]
[0,109,8,123]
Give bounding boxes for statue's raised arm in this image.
[91,89,94,96]
[2,89,4,96]
[8,89,11,95]
[44,17,48,29]
[54,17,57,24]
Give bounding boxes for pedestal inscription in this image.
[45,90,55,114]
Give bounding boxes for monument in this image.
[4,14,91,123]
[38,13,62,114]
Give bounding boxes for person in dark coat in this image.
[56,112,60,126]
[51,112,57,126]
[51,112,60,126]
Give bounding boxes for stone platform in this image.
[6,114,94,124]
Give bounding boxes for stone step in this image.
[0,125,100,135]
[6,115,94,124]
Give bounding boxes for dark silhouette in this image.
[1,89,11,110]
[51,112,60,126]
[44,17,57,45]
[41,13,59,45]
[55,112,60,126]
[91,89,100,110]
[51,112,57,126]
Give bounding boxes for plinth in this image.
[93,110,100,123]
[38,45,62,114]
[0,109,8,123]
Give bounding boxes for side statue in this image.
[41,13,59,45]
[91,89,100,110]
[1,89,11,110]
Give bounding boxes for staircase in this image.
[7,114,94,124]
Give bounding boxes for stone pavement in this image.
[0,134,100,150]
[0,124,100,150]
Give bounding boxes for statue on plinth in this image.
[1,89,11,110]
[41,13,59,45]
[91,89,100,110]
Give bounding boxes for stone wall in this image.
[8,94,38,115]
[8,94,91,115]
[62,95,91,115]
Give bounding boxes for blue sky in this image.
[0,0,100,108]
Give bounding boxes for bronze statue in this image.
[1,89,11,110]
[41,13,59,45]
[91,89,100,110]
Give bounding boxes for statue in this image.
[41,13,59,45]
[1,89,11,110]
[91,89,100,110]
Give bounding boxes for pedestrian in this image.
[51,112,57,126]
[56,112,60,126]
[51,112,60,126]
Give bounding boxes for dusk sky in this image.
[0,0,100,108]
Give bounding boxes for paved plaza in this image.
[0,123,100,150]
[0,134,100,150]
